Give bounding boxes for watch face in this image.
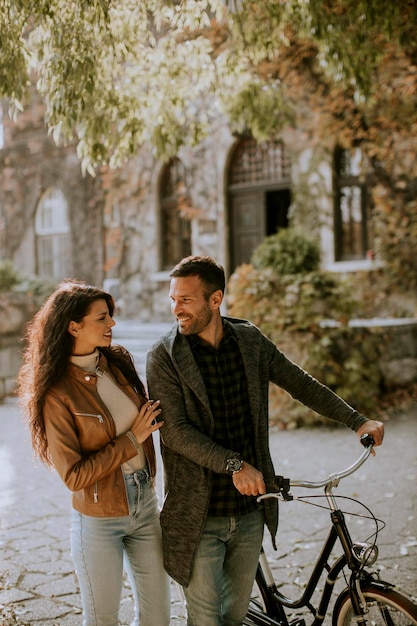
[226,457,242,474]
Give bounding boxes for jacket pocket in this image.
[73,411,109,451]
[73,411,104,423]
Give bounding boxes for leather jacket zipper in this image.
[73,412,104,423]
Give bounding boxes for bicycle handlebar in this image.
[257,434,374,503]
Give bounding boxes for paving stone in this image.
[9,598,75,622]
[34,575,79,598]
[0,588,34,604]
[19,572,55,591]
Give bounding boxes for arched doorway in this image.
[227,137,292,271]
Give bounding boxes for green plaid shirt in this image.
[188,324,260,516]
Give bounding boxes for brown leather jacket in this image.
[43,352,156,517]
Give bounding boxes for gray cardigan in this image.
[146,317,367,586]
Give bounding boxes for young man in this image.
[146,255,384,626]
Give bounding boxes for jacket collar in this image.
[160,317,262,414]
[68,351,109,383]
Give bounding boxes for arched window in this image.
[227,137,292,270]
[35,188,72,280]
[159,158,192,270]
[334,147,371,261]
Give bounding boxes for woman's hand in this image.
[130,400,163,443]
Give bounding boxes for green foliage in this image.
[14,274,57,303]
[0,0,29,107]
[0,0,416,167]
[227,263,383,427]
[224,81,295,142]
[0,260,55,302]
[1,1,416,298]
[0,260,21,292]
[227,264,357,335]
[251,229,320,276]
[305,0,414,95]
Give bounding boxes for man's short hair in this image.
[170,256,226,297]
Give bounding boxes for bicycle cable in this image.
[283,493,386,545]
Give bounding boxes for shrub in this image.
[14,274,57,304]
[226,263,383,428]
[0,261,21,292]
[251,229,320,275]
[0,260,56,304]
[227,265,357,334]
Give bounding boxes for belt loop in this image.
[132,467,150,484]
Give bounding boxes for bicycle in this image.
[245,434,417,626]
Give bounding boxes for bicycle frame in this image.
[252,521,372,626]
[249,436,388,626]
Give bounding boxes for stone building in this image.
[0,94,105,287]
[0,96,375,321]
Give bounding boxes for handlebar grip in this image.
[360,433,374,447]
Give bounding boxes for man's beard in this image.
[177,307,212,336]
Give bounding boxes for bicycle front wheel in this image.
[333,583,417,626]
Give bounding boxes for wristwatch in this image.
[225,456,244,475]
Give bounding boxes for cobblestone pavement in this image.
[1,321,416,625]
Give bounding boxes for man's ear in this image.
[68,322,79,337]
[211,290,223,310]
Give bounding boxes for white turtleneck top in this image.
[70,350,146,473]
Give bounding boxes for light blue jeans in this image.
[70,469,170,626]
[184,508,265,626]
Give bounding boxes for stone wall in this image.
[99,122,235,320]
[0,91,104,288]
[0,295,34,400]
[0,334,23,399]
[351,318,417,388]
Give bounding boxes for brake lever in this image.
[273,475,293,501]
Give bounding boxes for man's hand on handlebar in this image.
[232,462,266,497]
[356,419,384,455]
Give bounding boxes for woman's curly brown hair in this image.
[17,279,146,466]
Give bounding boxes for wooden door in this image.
[230,190,265,270]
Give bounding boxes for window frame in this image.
[333,147,370,262]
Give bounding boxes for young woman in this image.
[17,280,170,626]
